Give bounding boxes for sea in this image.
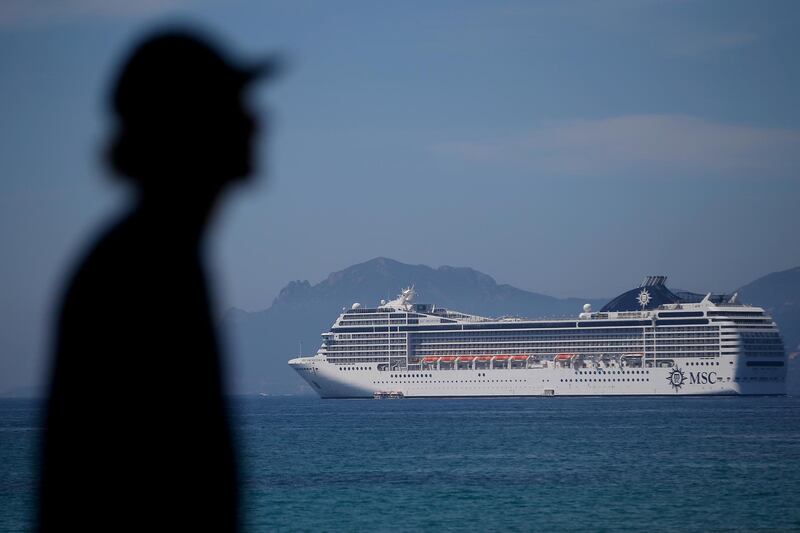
[2,395,800,532]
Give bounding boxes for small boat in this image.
[373,391,405,399]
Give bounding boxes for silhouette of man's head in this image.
[108,29,277,193]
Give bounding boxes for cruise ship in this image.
[288,277,786,397]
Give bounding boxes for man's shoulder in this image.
[59,217,150,303]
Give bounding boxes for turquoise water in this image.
[3,396,800,532]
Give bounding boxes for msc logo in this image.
[689,371,717,385]
[667,367,719,391]
[667,368,686,392]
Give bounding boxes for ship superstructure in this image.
[288,277,786,397]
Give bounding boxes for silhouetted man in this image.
[39,28,276,531]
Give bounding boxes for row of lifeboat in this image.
[420,353,644,363]
[421,354,574,363]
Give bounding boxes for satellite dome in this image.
[351,303,361,309]
[583,303,592,313]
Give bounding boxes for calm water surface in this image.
[2,396,800,532]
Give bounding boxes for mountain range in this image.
[223,258,800,395]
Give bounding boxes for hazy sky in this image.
[1,0,799,394]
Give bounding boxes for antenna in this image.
[299,340,303,357]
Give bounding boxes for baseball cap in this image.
[111,27,281,124]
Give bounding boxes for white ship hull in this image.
[289,356,784,398]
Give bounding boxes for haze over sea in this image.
[2,396,800,532]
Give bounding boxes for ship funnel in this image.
[640,275,667,287]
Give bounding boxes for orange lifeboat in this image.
[493,355,510,360]
[457,356,475,361]
[475,356,491,362]
[421,356,439,363]
[555,353,576,361]
[511,355,529,361]
[440,356,456,362]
